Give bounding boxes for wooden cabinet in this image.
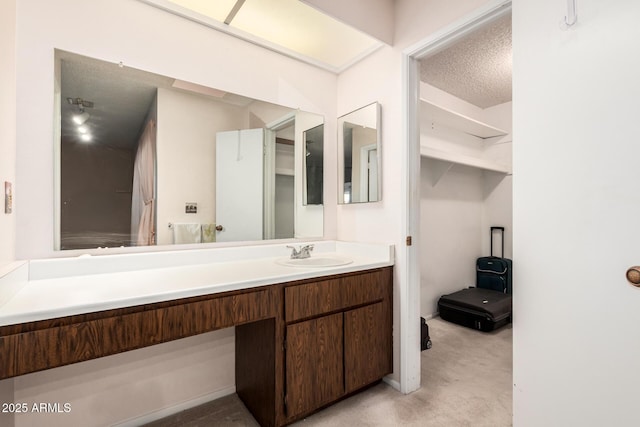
[285,313,344,417]
[344,302,391,393]
[0,266,393,427]
[282,268,393,422]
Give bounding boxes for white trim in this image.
[263,128,276,240]
[403,0,512,60]
[136,0,383,74]
[383,376,401,391]
[422,313,437,321]
[266,112,296,131]
[264,113,296,241]
[399,52,421,394]
[359,143,377,201]
[113,386,236,427]
[400,0,512,395]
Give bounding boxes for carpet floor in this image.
[145,316,513,426]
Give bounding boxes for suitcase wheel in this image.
[426,340,432,350]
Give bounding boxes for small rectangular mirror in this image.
[337,102,381,204]
[303,124,324,205]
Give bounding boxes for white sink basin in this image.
[275,256,353,268]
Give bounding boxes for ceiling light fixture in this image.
[73,111,90,125]
[77,125,88,134]
[67,97,94,125]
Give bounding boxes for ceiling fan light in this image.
[73,111,90,125]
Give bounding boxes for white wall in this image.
[155,88,245,245]
[13,329,234,427]
[301,0,395,44]
[0,2,18,419]
[15,0,337,260]
[419,94,511,317]
[336,0,497,390]
[0,0,16,268]
[420,161,484,315]
[513,0,640,425]
[11,0,336,424]
[481,101,512,259]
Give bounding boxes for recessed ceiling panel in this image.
[141,0,382,72]
[233,0,380,70]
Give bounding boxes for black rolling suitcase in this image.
[438,227,512,332]
[476,227,512,294]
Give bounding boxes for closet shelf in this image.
[275,167,294,176]
[420,146,510,174]
[420,98,508,139]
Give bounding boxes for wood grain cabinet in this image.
[0,266,393,427]
[285,313,344,417]
[344,301,391,393]
[281,267,393,422]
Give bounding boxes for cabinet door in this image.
[285,313,344,418]
[344,302,392,393]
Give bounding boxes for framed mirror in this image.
[54,49,323,250]
[337,102,381,204]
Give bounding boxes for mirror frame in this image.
[337,102,381,204]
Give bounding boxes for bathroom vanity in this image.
[0,241,393,426]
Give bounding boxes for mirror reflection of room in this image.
[303,124,324,206]
[338,102,380,204]
[56,50,323,250]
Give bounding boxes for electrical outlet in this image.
[4,181,12,214]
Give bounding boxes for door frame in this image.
[399,0,512,393]
[264,113,296,240]
[359,143,377,202]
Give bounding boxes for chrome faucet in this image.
[287,244,314,259]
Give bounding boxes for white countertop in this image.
[0,241,394,327]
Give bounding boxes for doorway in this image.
[400,0,512,394]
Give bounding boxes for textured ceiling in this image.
[59,51,254,149]
[60,51,170,148]
[419,12,512,108]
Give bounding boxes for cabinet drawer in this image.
[285,270,389,322]
[0,289,275,380]
[340,270,388,308]
[285,278,342,322]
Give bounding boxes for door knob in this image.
[626,266,640,287]
[215,225,223,231]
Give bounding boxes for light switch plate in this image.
[185,202,197,214]
[4,181,12,214]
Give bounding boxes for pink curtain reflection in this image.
[131,119,156,246]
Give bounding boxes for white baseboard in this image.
[383,376,401,392]
[113,386,236,427]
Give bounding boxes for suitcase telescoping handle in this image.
[490,226,505,258]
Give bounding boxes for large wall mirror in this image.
[54,50,324,250]
[337,102,381,204]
